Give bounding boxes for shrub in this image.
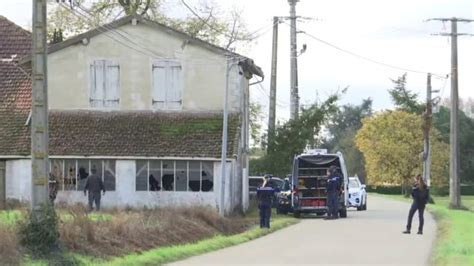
[18,203,60,257]
[0,227,21,265]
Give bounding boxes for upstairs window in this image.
[152,60,183,110]
[89,60,120,108]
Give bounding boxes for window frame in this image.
[89,59,120,108]
[135,160,213,192]
[49,159,116,192]
[151,59,183,110]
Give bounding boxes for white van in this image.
[291,149,349,218]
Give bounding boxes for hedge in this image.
[366,185,474,196]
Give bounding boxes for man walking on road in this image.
[84,168,106,211]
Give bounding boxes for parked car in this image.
[249,176,284,207]
[347,176,367,211]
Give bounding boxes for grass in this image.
[1,206,296,265]
[99,216,297,266]
[21,211,297,266]
[373,193,474,266]
[0,210,23,227]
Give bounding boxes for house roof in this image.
[21,14,263,78]
[0,110,240,159]
[47,111,240,158]
[0,16,32,156]
[0,17,242,159]
[0,16,31,59]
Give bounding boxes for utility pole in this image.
[423,73,433,188]
[31,0,50,210]
[288,0,299,120]
[268,17,279,149]
[428,17,474,208]
[0,161,5,209]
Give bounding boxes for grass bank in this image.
[99,216,297,266]
[373,193,474,266]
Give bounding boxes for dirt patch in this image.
[0,227,21,265]
[59,206,256,258]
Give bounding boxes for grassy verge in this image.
[101,216,297,266]
[372,193,474,266]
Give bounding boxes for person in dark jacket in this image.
[84,168,106,211]
[48,173,58,204]
[257,175,275,228]
[326,165,341,220]
[403,174,429,234]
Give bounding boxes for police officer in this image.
[257,174,275,228]
[326,165,341,220]
[84,168,106,211]
[403,175,429,234]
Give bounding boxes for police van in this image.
[291,149,349,218]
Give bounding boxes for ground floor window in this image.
[50,159,116,191]
[136,160,214,192]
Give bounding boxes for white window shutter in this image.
[152,61,167,109]
[167,61,183,110]
[90,60,105,107]
[105,61,120,108]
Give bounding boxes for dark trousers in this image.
[88,191,101,211]
[406,202,425,232]
[259,205,271,228]
[327,192,339,218]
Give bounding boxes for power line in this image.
[180,0,276,42]
[59,4,245,66]
[280,20,448,79]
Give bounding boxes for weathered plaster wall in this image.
[47,22,244,112]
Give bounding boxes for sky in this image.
[1,0,473,123]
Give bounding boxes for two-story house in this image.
[0,15,263,214]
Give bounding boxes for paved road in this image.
[169,195,436,266]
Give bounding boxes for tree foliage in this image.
[388,73,424,114]
[356,111,449,194]
[249,101,264,147]
[433,106,474,183]
[47,0,253,50]
[251,95,340,177]
[322,98,373,181]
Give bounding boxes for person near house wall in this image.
[84,168,106,211]
[48,173,58,205]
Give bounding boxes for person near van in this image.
[257,175,275,228]
[403,174,429,234]
[84,168,106,211]
[326,165,341,220]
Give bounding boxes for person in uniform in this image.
[257,175,275,228]
[84,168,106,211]
[403,175,429,234]
[326,165,341,220]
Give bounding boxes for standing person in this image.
[48,173,58,205]
[84,168,106,211]
[403,175,429,234]
[325,165,341,220]
[257,175,275,228]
